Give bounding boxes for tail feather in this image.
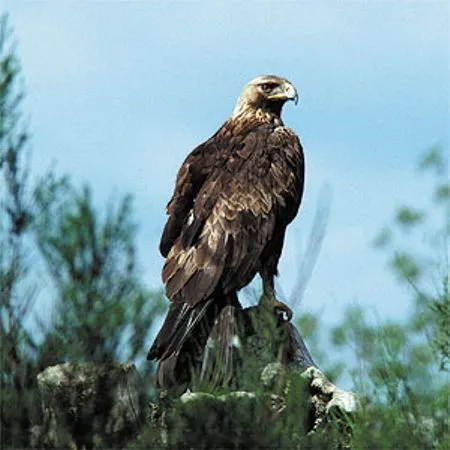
[147,292,241,392]
[200,305,240,388]
[147,298,213,361]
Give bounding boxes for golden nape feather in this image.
[148,75,305,392]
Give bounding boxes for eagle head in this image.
[233,75,298,118]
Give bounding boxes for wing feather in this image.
[159,141,220,257]
[162,123,303,307]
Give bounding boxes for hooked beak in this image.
[284,81,299,105]
[267,81,299,105]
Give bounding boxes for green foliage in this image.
[166,394,283,449]
[330,147,449,448]
[136,363,357,450]
[331,302,448,447]
[434,183,450,204]
[430,278,450,370]
[33,172,165,368]
[0,14,164,448]
[136,371,331,449]
[390,147,448,369]
[391,251,421,282]
[395,206,424,229]
[0,14,41,449]
[417,146,447,174]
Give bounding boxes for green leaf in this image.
[373,227,392,248]
[330,326,347,347]
[434,183,450,204]
[395,207,424,228]
[391,252,421,282]
[418,146,446,175]
[296,312,319,340]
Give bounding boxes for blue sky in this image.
[4,3,449,331]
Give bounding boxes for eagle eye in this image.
[261,82,277,93]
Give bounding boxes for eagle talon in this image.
[275,303,293,323]
[261,294,293,323]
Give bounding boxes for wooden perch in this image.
[32,305,358,449]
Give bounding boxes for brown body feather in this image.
[161,120,304,305]
[148,76,305,390]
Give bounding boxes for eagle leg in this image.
[260,274,293,323]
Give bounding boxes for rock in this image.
[31,362,144,449]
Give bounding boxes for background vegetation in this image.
[1,15,448,449]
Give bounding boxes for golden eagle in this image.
[148,75,305,390]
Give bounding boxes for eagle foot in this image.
[274,299,293,323]
[261,294,293,323]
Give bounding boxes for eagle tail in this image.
[147,297,214,361]
[200,304,240,388]
[147,292,240,392]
